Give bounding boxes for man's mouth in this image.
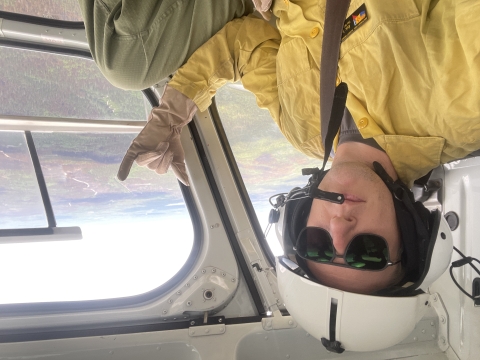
[343,194,365,202]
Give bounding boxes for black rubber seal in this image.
[25,131,57,228]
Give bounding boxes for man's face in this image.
[305,161,402,294]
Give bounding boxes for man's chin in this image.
[307,261,396,295]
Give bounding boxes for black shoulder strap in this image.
[319,0,351,171]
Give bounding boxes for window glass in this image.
[0,46,194,304]
[0,131,46,229]
[0,131,193,304]
[216,85,320,256]
[0,47,148,120]
[0,0,83,21]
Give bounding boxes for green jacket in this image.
[78,0,254,90]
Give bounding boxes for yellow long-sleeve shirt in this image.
[170,0,480,186]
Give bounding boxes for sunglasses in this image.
[295,227,401,271]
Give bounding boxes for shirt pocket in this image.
[340,0,420,57]
[276,37,311,85]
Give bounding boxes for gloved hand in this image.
[252,0,273,20]
[117,85,197,185]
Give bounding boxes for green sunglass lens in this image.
[300,228,334,261]
[346,235,388,270]
[297,228,390,270]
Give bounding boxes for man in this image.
[83,0,480,295]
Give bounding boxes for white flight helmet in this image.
[269,163,454,353]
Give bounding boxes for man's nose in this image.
[329,215,356,262]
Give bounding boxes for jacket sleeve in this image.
[169,15,281,124]
[77,0,254,90]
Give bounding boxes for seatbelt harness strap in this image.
[319,0,351,171]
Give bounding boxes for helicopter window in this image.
[215,84,319,256]
[0,0,83,22]
[0,47,150,121]
[0,47,195,304]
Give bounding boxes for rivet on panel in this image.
[187,301,192,306]
[202,269,206,274]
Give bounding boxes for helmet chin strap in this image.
[301,167,344,204]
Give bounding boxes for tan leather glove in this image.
[117,85,197,185]
[252,0,273,20]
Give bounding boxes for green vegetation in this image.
[217,86,320,202]
[0,48,146,121]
